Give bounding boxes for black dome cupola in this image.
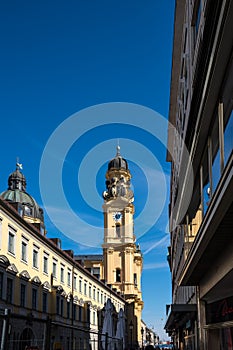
[108,146,128,171]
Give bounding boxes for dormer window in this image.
[24,205,32,216]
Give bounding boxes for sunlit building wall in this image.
[0,165,125,349]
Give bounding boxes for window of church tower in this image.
[116,268,121,282]
[134,273,137,286]
[116,224,121,237]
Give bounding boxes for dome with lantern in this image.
[103,147,134,202]
[1,162,44,223]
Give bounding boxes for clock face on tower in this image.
[113,212,122,222]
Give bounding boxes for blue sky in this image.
[0,0,175,340]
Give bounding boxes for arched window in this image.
[116,268,121,282]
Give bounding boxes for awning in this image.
[165,304,197,334]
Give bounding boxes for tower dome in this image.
[1,163,44,224]
[108,146,128,171]
[103,147,134,202]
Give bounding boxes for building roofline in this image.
[0,197,125,302]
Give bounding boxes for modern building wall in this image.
[166,0,233,349]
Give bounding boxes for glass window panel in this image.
[0,272,4,299]
[43,256,48,274]
[67,301,70,319]
[67,271,71,286]
[21,241,27,261]
[20,284,26,307]
[43,292,47,312]
[212,150,221,193]
[32,288,37,309]
[8,232,15,254]
[224,110,233,164]
[6,278,13,303]
[56,295,60,314]
[61,267,64,283]
[79,278,82,293]
[53,262,57,277]
[61,299,64,316]
[84,282,87,295]
[33,249,38,268]
[212,115,220,194]
[74,276,77,290]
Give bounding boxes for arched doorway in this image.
[19,327,35,350]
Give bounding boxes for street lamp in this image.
[129,320,133,350]
[141,327,144,350]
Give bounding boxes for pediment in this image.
[31,276,41,285]
[19,270,31,280]
[42,281,51,290]
[79,298,84,305]
[53,285,64,294]
[7,263,18,274]
[0,255,10,267]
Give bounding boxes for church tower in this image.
[102,146,143,345]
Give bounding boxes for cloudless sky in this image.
[0,0,175,340]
